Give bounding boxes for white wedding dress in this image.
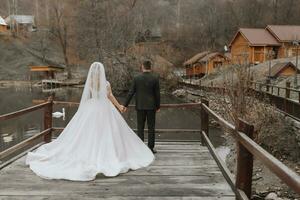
[26,62,155,181]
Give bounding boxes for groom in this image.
[123,60,160,154]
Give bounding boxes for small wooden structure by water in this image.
[30,65,64,80]
[0,141,235,199]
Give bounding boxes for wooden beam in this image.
[43,96,53,143]
[0,102,51,121]
[236,131,300,194]
[200,99,209,144]
[201,103,235,131]
[201,131,249,200]
[236,119,254,198]
[33,100,202,109]
[52,127,201,133]
[0,143,44,170]
[0,128,52,160]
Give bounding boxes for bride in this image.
[26,62,155,181]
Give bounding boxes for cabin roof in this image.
[266,25,300,42]
[183,51,210,66]
[30,65,64,72]
[0,16,7,26]
[199,52,226,63]
[268,62,299,77]
[5,15,35,25]
[229,28,280,47]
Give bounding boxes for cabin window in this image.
[213,61,222,69]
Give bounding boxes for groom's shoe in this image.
[151,148,157,154]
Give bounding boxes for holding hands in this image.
[118,105,127,113]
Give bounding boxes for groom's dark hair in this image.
[143,60,152,70]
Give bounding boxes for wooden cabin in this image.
[0,16,7,33]
[184,52,229,78]
[229,28,281,65]
[29,65,64,80]
[5,15,36,34]
[268,62,300,78]
[266,25,300,58]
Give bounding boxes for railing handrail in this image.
[33,100,202,108]
[0,128,52,160]
[0,97,54,162]
[200,100,300,195]
[0,101,201,162]
[250,80,300,93]
[0,101,51,121]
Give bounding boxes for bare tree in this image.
[220,53,254,126]
[49,0,72,79]
[75,0,140,89]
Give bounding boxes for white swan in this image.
[52,108,65,120]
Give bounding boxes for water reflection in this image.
[0,86,228,156]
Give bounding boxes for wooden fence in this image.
[250,81,300,103]
[180,81,300,121]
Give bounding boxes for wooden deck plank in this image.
[0,141,235,199]
[0,196,235,200]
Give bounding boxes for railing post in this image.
[44,95,53,143]
[266,79,270,92]
[271,85,273,94]
[286,81,290,99]
[200,99,209,145]
[236,119,254,199]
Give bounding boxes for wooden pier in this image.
[0,141,235,200]
[0,98,299,200]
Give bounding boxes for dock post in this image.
[286,81,290,99]
[266,79,270,92]
[200,99,209,145]
[44,95,53,143]
[285,82,290,113]
[236,119,254,199]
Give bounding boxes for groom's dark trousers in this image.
[137,110,156,149]
[124,72,160,150]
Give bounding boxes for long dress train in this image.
[26,62,154,181]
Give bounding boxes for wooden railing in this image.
[250,81,300,103]
[249,81,300,120]
[0,97,299,199]
[180,80,300,121]
[0,100,201,163]
[200,99,300,199]
[0,96,53,162]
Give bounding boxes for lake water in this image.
[0,85,229,161]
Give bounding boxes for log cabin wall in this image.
[279,66,298,76]
[230,33,278,64]
[185,54,228,77]
[230,33,251,64]
[0,25,7,32]
[278,43,300,58]
[206,55,228,74]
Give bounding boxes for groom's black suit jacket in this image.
[124,72,160,110]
